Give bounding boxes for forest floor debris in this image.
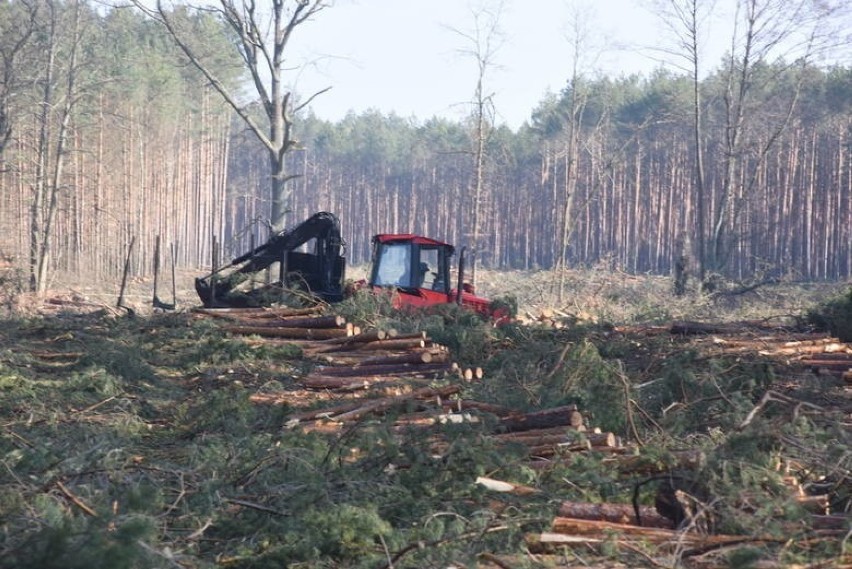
[0,271,850,567]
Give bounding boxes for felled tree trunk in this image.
[498,405,584,433]
[223,325,351,340]
[557,501,672,528]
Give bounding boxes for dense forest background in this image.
[1,1,850,296]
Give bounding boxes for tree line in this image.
[1,0,850,297]
[227,63,852,284]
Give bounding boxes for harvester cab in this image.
[367,233,499,320]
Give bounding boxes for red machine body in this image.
[367,233,504,321]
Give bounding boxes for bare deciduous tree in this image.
[143,0,331,232]
[0,0,37,159]
[651,0,716,287]
[652,0,846,285]
[29,0,86,294]
[709,0,844,278]
[450,0,504,288]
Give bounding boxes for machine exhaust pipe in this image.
[456,246,466,305]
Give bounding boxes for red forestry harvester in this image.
[194,212,507,322]
[367,233,502,320]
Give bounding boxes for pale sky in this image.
[290,0,733,129]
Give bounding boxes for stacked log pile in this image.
[195,307,631,461]
[614,320,852,381]
[475,472,848,559]
[708,331,852,380]
[195,306,482,395]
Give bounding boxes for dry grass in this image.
[2,260,847,327]
[477,265,847,326]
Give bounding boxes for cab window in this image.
[418,247,440,289]
[373,243,412,287]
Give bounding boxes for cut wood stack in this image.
[463,402,627,458]
[800,352,852,377]
[528,509,849,554]
[283,384,464,430]
[477,480,847,556]
[198,302,625,461]
[197,307,481,395]
[529,518,767,552]
[710,334,846,355]
[671,321,852,378]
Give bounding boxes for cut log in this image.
[810,514,852,530]
[762,344,851,356]
[499,405,584,433]
[392,412,444,427]
[463,367,484,381]
[310,329,415,349]
[494,429,615,451]
[494,426,575,443]
[525,529,760,553]
[799,353,852,361]
[299,375,379,391]
[285,400,368,422]
[255,306,325,317]
[670,321,746,335]
[525,532,603,553]
[390,411,481,429]
[557,501,673,528]
[451,400,515,417]
[316,360,452,376]
[782,336,841,345]
[298,376,425,393]
[550,516,755,545]
[356,350,438,366]
[800,359,852,371]
[712,337,775,348]
[318,338,427,354]
[230,314,346,329]
[498,433,574,448]
[223,325,351,340]
[390,331,428,341]
[552,516,681,538]
[314,329,389,347]
[312,354,366,366]
[310,362,453,379]
[329,384,462,423]
[29,351,85,360]
[196,306,322,318]
[584,432,618,448]
[796,494,830,514]
[316,351,439,367]
[527,440,592,456]
[475,476,538,495]
[516,433,620,457]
